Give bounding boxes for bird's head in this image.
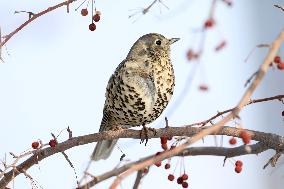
[127,33,179,59]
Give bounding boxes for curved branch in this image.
[0,125,283,188]
[80,142,269,188]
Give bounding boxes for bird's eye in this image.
[155,40,162,45]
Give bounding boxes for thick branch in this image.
[1,125,283,188]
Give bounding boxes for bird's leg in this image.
[140,124,157,146]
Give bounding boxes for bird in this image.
[92,33,179,161]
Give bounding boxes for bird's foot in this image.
[140,125,157,146]
[110,125,124,131]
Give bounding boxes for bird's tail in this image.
[91,139,118,161]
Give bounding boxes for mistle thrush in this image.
[92,33,179,161]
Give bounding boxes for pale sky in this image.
[0,0,284,189]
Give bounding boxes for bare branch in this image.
[1,125,283,188]
[274,4,284,12]
[0,0,76,48]
[187,94,284,127]
[132,170,143,189]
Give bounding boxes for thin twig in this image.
[186,94,284,127]
[274,4,284,12]
[0,0,76,48]
[132,170,143,189]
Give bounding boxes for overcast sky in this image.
[0,0,284,189]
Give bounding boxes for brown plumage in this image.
[92,33,179,161]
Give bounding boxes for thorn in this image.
[165,117,169,128]
[67,126,73,139]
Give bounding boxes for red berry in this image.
[240,130,251,144]
[164,163,171,169]
[235,160,243,167]
[182,182,189,188]
[168,174,175,181]
[177,177,183,184]
[235,166,242,173]
[204,19,214,28]
[81,8,88,16]
[89,23,96,31]
[143,168,149,174]
[186,49,194,60]
[277,63,284,70]
[93,14,100,22]
[49,139,57,147]
[160,136,167,144]
[199,84,209,91]
[155,161,162,167]
[229,137,237,145]
[161,143,168,150]
[181,173,188,180]
[274,56,281,64]
[31,141,39,149]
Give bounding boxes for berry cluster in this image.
[155,137,190,188]
[234,160,243,173]
[80,8,101,31]
[271,56,284,70]
[167,173,189,188]
[31,138,57,150]
[240,130,251,144]
[228,130,251,145]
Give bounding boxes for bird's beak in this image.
[168,38,180,45]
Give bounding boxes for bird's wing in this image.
[99,59,155,131]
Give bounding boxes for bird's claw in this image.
[140,125,157,146]
[110,125,124,131]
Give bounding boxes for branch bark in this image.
[1,125,283,188]
[80,142,270,188]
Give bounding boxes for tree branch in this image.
[187,94,284,127]
[80,142,270,188]
[132,170,143,189]
[0,0,76,48]
[1,125,283,188]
